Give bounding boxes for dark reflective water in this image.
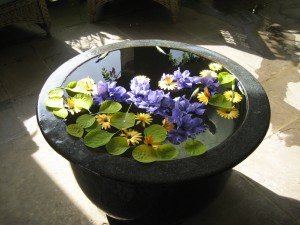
[62,46,245,158]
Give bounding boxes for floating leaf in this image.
[156,144,178,160]
[84,129,114,148]
[85,121,102,132]
[132,145,158,163]
[48,88,64,98]
[95,51,109,62]
[218,72,236,85]
[99,100,122,113]
[106,137,129,155]
[53,108,68,118]
[185,139,207,156]
[45,97,63,109]
[144,124,166,142]
[66,124,84,138]
[73,93,93,110]
[208,94,232,108]
[111,112,135,130]
[155,46,167,55]
[76,114,95,128]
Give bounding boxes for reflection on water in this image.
[62,46,244,158]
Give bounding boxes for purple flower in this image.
[130,75,150,96]
[93,81,128,105]
[200,75,219,95]
[173,68,201,90]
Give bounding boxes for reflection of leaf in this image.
[67,124,84,138]
[84,129,114,148]
[156,144,178,160]
[132,145,158,163]
[106,137,129,155]
[209,94,232,108]
[53,108,68,119]
[76,114,95,128]
[73,93,93,110]
[46,97,63,109]
[185,139,207,156]
[144,125,166,142]
[111,112,135,130]
[99,100,122,113]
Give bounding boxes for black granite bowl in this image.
[37,40,270,225]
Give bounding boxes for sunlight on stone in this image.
[65,32,125,53]
[220,30,237,46]
[284,81,300,111]
[25,116,108,224]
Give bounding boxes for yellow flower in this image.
[96,114,112,130]
[216,107,239,119]
[158,75,177,90]
[199,69,218,78]
[208,63,223,71]
[65,97,82,115]
[135,113,153,127]
[120,129,143,145]
[197,87,211,105]
[162,117,175,132]
[223,90,243,103]
[144,135,160,150]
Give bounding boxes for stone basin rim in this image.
[37,39,270,184]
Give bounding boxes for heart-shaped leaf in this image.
[73,93,93,110]
[208,94,232,109]
[106,137,129,155]
[46,97,63,109]
[53,108,68,119]
[84,129,114,148]
[66,124,84,138]
[48,88,64,98]
[132,145,158,163]
[99,100,122,113]
[76,114,95,128]
[185,139,207,156]
[144,124,166,143]
[156,144,179,160]
[111,112,135,130]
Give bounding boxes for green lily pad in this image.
[84,129,114,148]
[156,144,179,160]
[48,88,64,98]
[132,145,158,163]
[106,137,129,155]
[218,72,236,85]
[99,100,122,113]
[144,124,166,142]
[185,139,207,156]
[53,108,68,119]
[208,94,232,109]
[76,114,95,128]
[110,112,135,130]
[73,93,93,110]
[66,124,84,138]
[45,97,63,109]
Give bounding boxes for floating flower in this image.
[65,97,82,115]
[200,75,219,95]
[96,114,112,130]
[93,81,128,105]
[223,90,243,103]
[135,113,153,127]
[158,74,177,90]
[197,87,211,105]
[173,68,201,90]
[208,63,223,71]
[216,107,239,119]
[162,117,175,132]
[120,129,143,145]
[199,70,218,78]
[130,75,150,96]
[144,135,160,149]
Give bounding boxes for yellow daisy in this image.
[65,97,82,115]
[197,87,211,105]
[162,117,175,132]
[144,135,160,150]
[135,113,153,127]
[158,75,177,90]
[120,129,143,145]
[223,90,243,103]
[216,107,239,119]
[199,69,218,78]
[208,63,223,71]
[96,114,112,130]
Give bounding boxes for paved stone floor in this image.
[0,0,299,224]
